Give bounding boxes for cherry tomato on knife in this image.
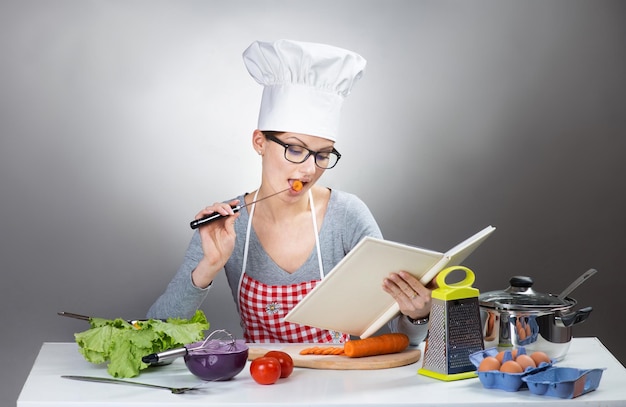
[250,356,281,385]
[264,350,294,378]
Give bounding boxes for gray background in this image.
[2,1,624,405]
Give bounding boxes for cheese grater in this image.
[418,266,484,381]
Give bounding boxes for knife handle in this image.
[190,206,241,229]
[57,312,91,321]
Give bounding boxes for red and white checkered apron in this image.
[238,273,347,342]
[237,189,348,343]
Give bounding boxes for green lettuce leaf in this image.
[74,310,209,378]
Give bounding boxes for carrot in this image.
[299,346,345,356]
[343,333,409,358]
[299,346,319,355]
[292,180,303,191]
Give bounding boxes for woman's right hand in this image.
[191,199,241,288]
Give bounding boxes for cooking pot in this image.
[479,276,592,361]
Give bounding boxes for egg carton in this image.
[522,367,606,399]
[469,347,552,392]
[469,348,605,398]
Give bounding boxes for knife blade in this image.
[190,185,296,229]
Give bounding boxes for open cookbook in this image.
[284,225,496,338]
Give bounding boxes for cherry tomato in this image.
[264,350,294,378]
[250,356,281,385]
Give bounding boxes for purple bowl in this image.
[184,339,249,381]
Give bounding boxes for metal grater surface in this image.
[422,298,448,374]
[445,297,484,374]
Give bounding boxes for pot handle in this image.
[558,306,593,327]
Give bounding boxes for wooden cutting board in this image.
[247,344,421,370]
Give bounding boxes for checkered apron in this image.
[237,190,348,344]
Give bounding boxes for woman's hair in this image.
[261,131,284,138]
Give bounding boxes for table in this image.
[17,337,626,406]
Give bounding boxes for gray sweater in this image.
[147,189,428,344]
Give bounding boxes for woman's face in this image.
[253,130,336,196]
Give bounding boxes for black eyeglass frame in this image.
[264,134,342,169]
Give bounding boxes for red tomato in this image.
[264,351,294,378]
[250,356,281,385]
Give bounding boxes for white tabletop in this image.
[17,337,626,406]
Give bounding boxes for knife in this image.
[61,375,202,394]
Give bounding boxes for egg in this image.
[495,351,504,363]
[515,354,537,370]
[478,356,501,372]
[500,360,523,373]
[530,351,551,366]
[496,348,518,364]
[515,321,526,340]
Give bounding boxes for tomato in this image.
[250,356,281,385]
[264,350,294,378]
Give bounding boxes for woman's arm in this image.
[388,314,429,345]
[146,232,211,320]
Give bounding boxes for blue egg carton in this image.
[469,347,552,392]
[522,367,606,399]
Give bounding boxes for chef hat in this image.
[242,39,366,142]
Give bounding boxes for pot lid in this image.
[479,276,575,310]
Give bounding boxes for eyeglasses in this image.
[265,134,342,169]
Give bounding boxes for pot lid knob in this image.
[509,276,533,288]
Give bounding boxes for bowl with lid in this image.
[479,274,593,361]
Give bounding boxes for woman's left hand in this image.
[382,271,436,320]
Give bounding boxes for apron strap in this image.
[309,189,324,279]
[237,189,259,312]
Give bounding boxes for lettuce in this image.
[74,310,209,378]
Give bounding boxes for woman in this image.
[147,39,433,345]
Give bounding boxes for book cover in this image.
[283,225,496,338]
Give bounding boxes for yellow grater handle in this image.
[433,266,479,300]
[436,266,475,289]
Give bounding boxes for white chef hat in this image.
[242,39,366,142]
